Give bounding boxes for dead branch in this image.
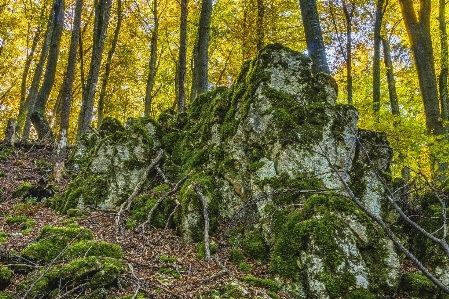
[115,149,163,236]
[166,199,181,229]
[317,144,449,295]
[194,183,210,262]
[137,176,187,232]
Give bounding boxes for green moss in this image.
[5,215,34,232]
[402,272,437,298]
[52,175,109,213]
[0,145,13,161]
[63,240,123,260]
[248,161,265,172]
[159,267,181,279]
[240,230,269,262]
[345,288,376,299]
[0,232,7,243]
[159,255,178,262]
[0,171,5,177]
[21,225,95,262]
[0,292,15,299]
[241,275,280,292]
[99,116,125,136]
[196,240,218,259]
[17,256,122,298]
[153,184,170,192]
[0,266,12,290]
[230,249,245,264]
[118,293,146,299]
[128,193,176,229]
[66,208,86,218]
[12,182,32,198]
[179,175,220,242]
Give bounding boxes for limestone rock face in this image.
[55,117,161,212]
[59,44,403,298]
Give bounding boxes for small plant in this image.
[12,182,31,199]
[0,171,5,177]
[6,216,34,233]
[0,232,7,243]
[159,255,178,262]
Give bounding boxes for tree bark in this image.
[399,0,443,135]
[98,0,122,127]
[342,0,353,105]
[144,0,158,117]
[176,0,188,113]
[53,0,83,182]
[298,0,330,74]
[18,3,55,140]
[191,0,213,100]
[256,0,265,51]
[31,0,65,141]
[439,0,449,128]
[373,0,384,113]
[381,34,400,115]
[77,0,112,138]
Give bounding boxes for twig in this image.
[115,149,163,235]
[55,282,89,299]
[194,183,210,262]
[21,230,85,299]
[166,200,180,229]
[138,176,187,232]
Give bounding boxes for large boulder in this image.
[57,44,404,297]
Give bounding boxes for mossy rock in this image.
[128,193,177,229]
[17,256,122,298]
[99,116,125,136]
[0,292,14,299]
[402,272,438,299]
[21,225,95,262]
[12,182,32,198]
[0,266,12,290]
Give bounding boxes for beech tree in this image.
[144,0,158,116]
[191,0,213,101]
[398,0,443,135]
[298,0,330,74]
[77,0,112,138]
[175,0,188,113]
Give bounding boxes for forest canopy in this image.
[1,0,449,178]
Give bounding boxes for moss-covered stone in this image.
[99,116,125,136]
[17,256,122,298]
[0,266,12,290]
[241,275,280,292]
[402,272,438,299]
[12,182,32,198]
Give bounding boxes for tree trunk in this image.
[373,0,383,113]
[176,0,188,113]
[342,0,353,105]
[18,4,55,140]
[98,0,122,127]
[30,0,65,141]
[381,34,400,115]
[298,0,330,74]
[53,0,83,182]
[144,0,158,117]
[439,0,449,128]
[399,0,443,135]
[77,0,112,138]
[191,0,213,100]
[256,0,265,51]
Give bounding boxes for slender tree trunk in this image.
[439,0,449,127]
[98,0,122,127]
[191,0,213,100]
[144,0,158,116]
[19,26,41,119]
[77,0,112,138]
[342,0,353,105]
[381,34,400,115]
[176,0,188,113]
[18,5,55,140]
[399,0,443,135]
[298,0,330,74]
[53,0,83,183]
[256,0,265,51]
[30,0,65,141]
[373,0,383,113]
[79,33,86,94]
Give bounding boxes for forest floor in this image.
[0,142,286,298]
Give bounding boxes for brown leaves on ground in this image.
[0,142,287,298]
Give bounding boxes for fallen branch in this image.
[166,199,181,229]
[137,176,187,232]
[115,149,163,236]
[194,183,210,262]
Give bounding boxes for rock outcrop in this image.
[57,44,407,298]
